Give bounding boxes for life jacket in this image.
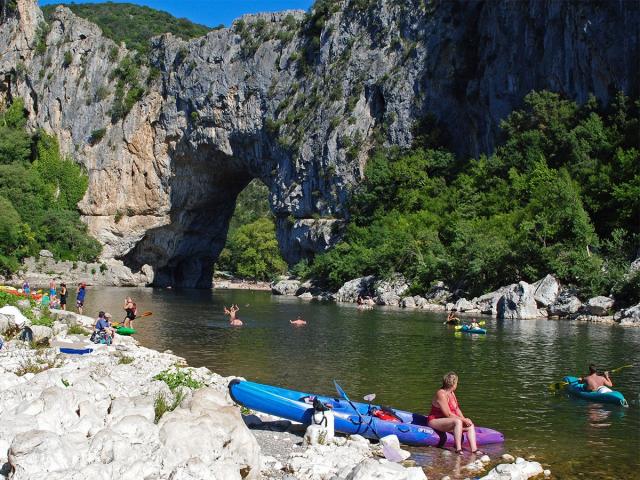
[372,407,402,423]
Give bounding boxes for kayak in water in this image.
[116,326,137,335]
[563,376,628,406]
[456,325,487,335]
[228,379,504,447]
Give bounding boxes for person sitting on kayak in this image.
[470,319,480,329]
[427,372,483,455]
[580,364,613,393]
[290,316,307,326]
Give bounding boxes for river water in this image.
[85,287,640,479]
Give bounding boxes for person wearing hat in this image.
[94,311,115,341]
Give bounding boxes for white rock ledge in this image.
[0,309,433,480]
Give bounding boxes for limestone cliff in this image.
[0,0,637,287]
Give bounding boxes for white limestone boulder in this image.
[481,457,543,479]
[346,458,426,480]
[532,274,559,307]
[584,296,615,316]
[497,282,539,319]
[271,279,301,296]
[0,305,30,328]
[336,276,376,303]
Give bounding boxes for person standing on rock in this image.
[59,283,67,310]
[49,279,56,299]
[76,283,86,315]
[22,280,30,297]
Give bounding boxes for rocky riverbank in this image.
[272,272,640,327]
[0,301,550,479]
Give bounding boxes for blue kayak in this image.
[563,376,628,406]
[229,379,504,447]
[458,325,486,334]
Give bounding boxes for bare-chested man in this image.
[289,315,307,326]
[580,364,613,393]
[224,305,243,326]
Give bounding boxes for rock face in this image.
[549,291,582,317]
[584,296,615,316]
[497,282,539,319]
[614,304,640,326]
[1,0,637,287]
[533,275,559,307]
[336,276,375,303]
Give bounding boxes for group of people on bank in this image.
[92,296,139,343]
[23,279,84,314]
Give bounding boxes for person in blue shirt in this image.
[76,283,86,315]
[94,311,115,340]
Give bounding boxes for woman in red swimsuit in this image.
[427,372,482,455]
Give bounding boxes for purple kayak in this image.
[229,379,504,447]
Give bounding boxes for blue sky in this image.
[39,0,315,27]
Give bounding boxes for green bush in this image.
[0,99,101,273]
[89,128,106,144]
[153,369,204,391]
[309,91,640,301]
[42,3,211,55]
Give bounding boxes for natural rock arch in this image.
[1,0,637,288]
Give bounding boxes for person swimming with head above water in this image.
[289,315,307,326]
[427,372,483,455]
[224,304,243,326]
[580,364,613,393]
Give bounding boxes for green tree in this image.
[224,218,287,281]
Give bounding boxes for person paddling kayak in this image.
[580,364,613,393]
[427,372,483,455]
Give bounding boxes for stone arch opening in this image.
[122,140,270,289]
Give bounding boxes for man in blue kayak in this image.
[580,364,613,393]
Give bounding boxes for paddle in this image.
[334,380,364,422]
[112,312,152,327]
[548,364,634,392]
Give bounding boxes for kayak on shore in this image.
[563,376,628,407]
[229,379,504,447]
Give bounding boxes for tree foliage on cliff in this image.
[42,2,214,54]
[0,98,101,274]
[310,91,640,303]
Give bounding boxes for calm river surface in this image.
[85,287,640,479]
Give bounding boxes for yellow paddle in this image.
[548,364,634,392]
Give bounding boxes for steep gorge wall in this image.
[0,0,637,287]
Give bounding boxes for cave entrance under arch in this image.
[122,142,275,289]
